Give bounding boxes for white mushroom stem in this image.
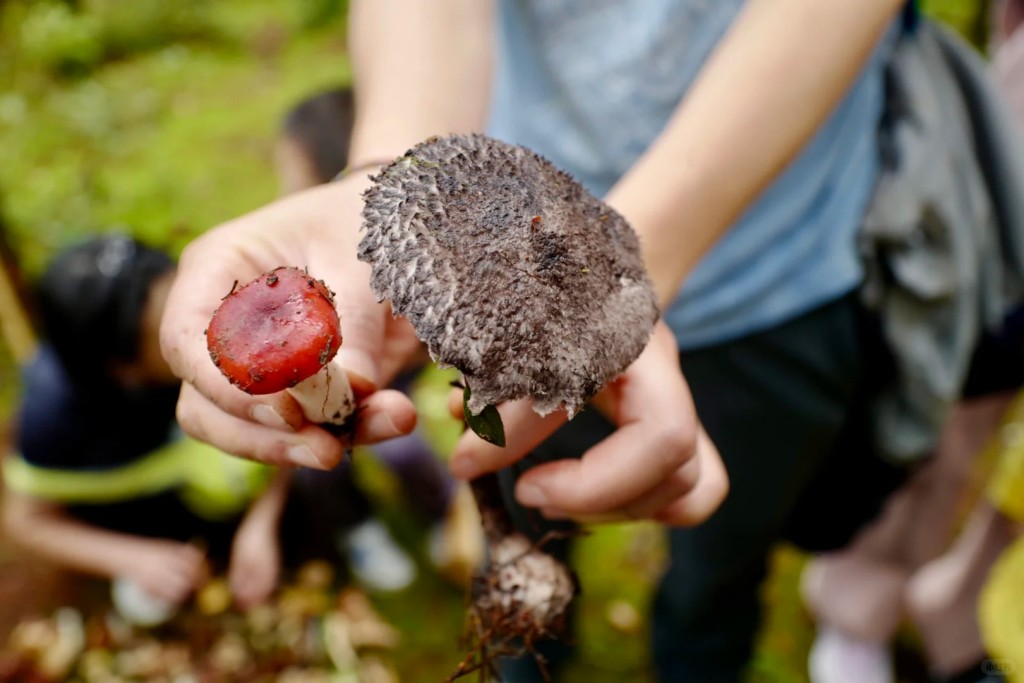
[287,358,356,426]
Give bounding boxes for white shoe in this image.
[808,626,894,683]
[341,520,417,592]
[111,578,176,627]
[427,521,449,570]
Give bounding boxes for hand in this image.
[228,517,281,610]
[123,540,208,606]
[448,322,729,526]
[160,179,419,469]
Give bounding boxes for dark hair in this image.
[36,235,173,383]
[281,86,354,182]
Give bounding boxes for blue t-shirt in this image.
[488,0,893,349]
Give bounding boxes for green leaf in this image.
[463,384,505,447]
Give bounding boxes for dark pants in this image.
[499,293,909,682]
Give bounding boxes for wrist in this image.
[606,156,723,307]
[336,158,394,181]
[103,538,151,579]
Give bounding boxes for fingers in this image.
[351,388,419,445]
[177,383,416,468]
[144,572,191,605]
[537,427,728,527]
[160,182,416,468]
[449,398,568,479]
[651,428,729,526]
[444,389,692,518]
[231,571,278,611]
[447,322,728,527]
[143,544,208,604]
[511,403,696,516]
[177,383,343,468]
[162,232,309,429]
[145,578,188,605]
[560,445,703,521]
[452,322,694,501]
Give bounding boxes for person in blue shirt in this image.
[159,1,913,680]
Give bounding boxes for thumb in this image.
[449,398,567,480]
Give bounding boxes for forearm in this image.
[606,0,904,306]
[239,468,292,531]
[2,494,153,579]
[347,0,495,166]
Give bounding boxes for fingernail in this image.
[363,410,398,439]
[251,404,291,431]
[287,444,323,469]
[516,483,548,507]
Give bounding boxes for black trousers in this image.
[499,292,909,682]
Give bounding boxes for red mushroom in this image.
[206,266,355,427]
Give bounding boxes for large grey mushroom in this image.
[358,133,659,419]
[358,134,659,678]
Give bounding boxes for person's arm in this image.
[228,468,292,609]
[347,0,495,167]
[161,0,496,470]
[0,490,206,604]
[449,0,904,524]
[608,0,905,305]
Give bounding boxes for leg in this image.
[906,501,1017,678]
[802,308,1024,680]
[655,295,894,682]
[799,396,1002,650]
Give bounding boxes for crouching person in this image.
[1,235,354,624]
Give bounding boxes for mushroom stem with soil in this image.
[206,266,355,429]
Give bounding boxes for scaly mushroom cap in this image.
[206,267,341,395]
[358,134,659,416]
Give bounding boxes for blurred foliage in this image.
[15,1,220,77]
[922,0,993,48]
[0,0,350,279]
[0,1,1002,682]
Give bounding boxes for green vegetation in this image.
[922,0,993,48]
[0,0,351,275]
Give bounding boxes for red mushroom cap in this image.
[206,267,342,395]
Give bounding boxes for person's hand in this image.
[228,516,281,610]
[160,179,419,469]
[123,540,208,605]
[448,322,729,526]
